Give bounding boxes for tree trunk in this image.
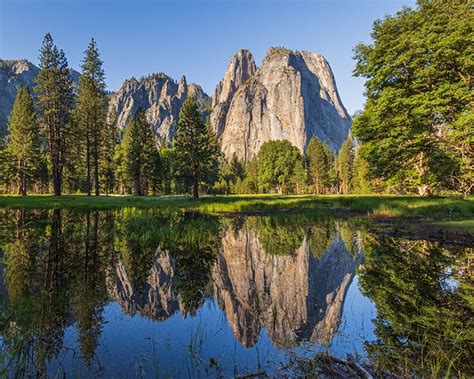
[415,152,431,196]
[86,131,91,196]
[94,141,100,196]
[193,180,199,199]
[21,175,27,196]
[52,156,61,196]
[134,174,142,196]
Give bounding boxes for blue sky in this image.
[1,0,416,114]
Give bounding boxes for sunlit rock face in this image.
[212,224,361,347]
[109,74,210,142]
[107,251,185,320]
[0,59,80,134]
[211,49,257,137]
[214,48,351,161]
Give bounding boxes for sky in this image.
[1,0,416,115]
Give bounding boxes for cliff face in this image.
[213,48,351,161]
[107,251,185,320]
[212,223,362,347]
[0,59,79,134]
[108,74,210,142]
[211,49,257,136]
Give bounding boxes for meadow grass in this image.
[0,193,472,224]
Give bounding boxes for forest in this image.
[0,0,471,199]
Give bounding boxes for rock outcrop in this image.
[213,48,351,161]
[212,222,362,347]
[108,73,210,142]
[107,251,186,320]
[211,49,257,136]
[0,59,79,134]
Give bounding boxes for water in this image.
[0,209,472,377]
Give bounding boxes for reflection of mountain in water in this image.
[107,251,186,320]
[105,219,361,348]
[213,224,362,348]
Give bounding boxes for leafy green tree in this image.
[124,108,159,196]
[338,136,354,194]
[76,38,107,195]
[256,140,304,194]
[306,137,331,194]
[35,33,74,196]
[353,0,473,196]
[5,87,43,195]
[174,99,221,198]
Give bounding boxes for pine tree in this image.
[35,33,73,196]
[0,138,16,192]
[339,136,354,194]
[76,38,107,196]
[351,150,372,194]
[6,87,42,195]
[174,98,220,198]
[229,153,245,183]
[306,137,331,194]
[125,108,159,196]
[101,110,119,195]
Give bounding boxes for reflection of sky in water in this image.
[1,209,470,377]
[45,274,377,378]
[439,267,460,293]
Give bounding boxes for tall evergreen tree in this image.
[0,138,16,192]
[101,110,119,195]
[125,108,159,196]
[35,33,73,196]
[6,87,43,195]
[306,137,331,194]
[76,38,107,196]
[174,98,220,198]
[339,136,355,194]
[351,151,373,194]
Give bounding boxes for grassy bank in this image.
[0,194,472,222]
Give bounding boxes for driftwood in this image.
[315,353,374,378]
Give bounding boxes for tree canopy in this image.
[353,0,473,196]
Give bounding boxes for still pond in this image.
[0,209,472,377]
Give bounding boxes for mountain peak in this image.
[216,48,351,161]
[210,49,257,136]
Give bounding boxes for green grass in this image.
[0,194,472,226]
[435,219,474,231]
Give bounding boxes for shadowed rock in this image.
[107,251,185,320]
[108,73,210,142]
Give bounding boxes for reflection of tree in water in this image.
[109,210,220,317]
[248,216,305,256]
[0,209,111,376]
[359,235,473,377]
[71,211,109,367]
